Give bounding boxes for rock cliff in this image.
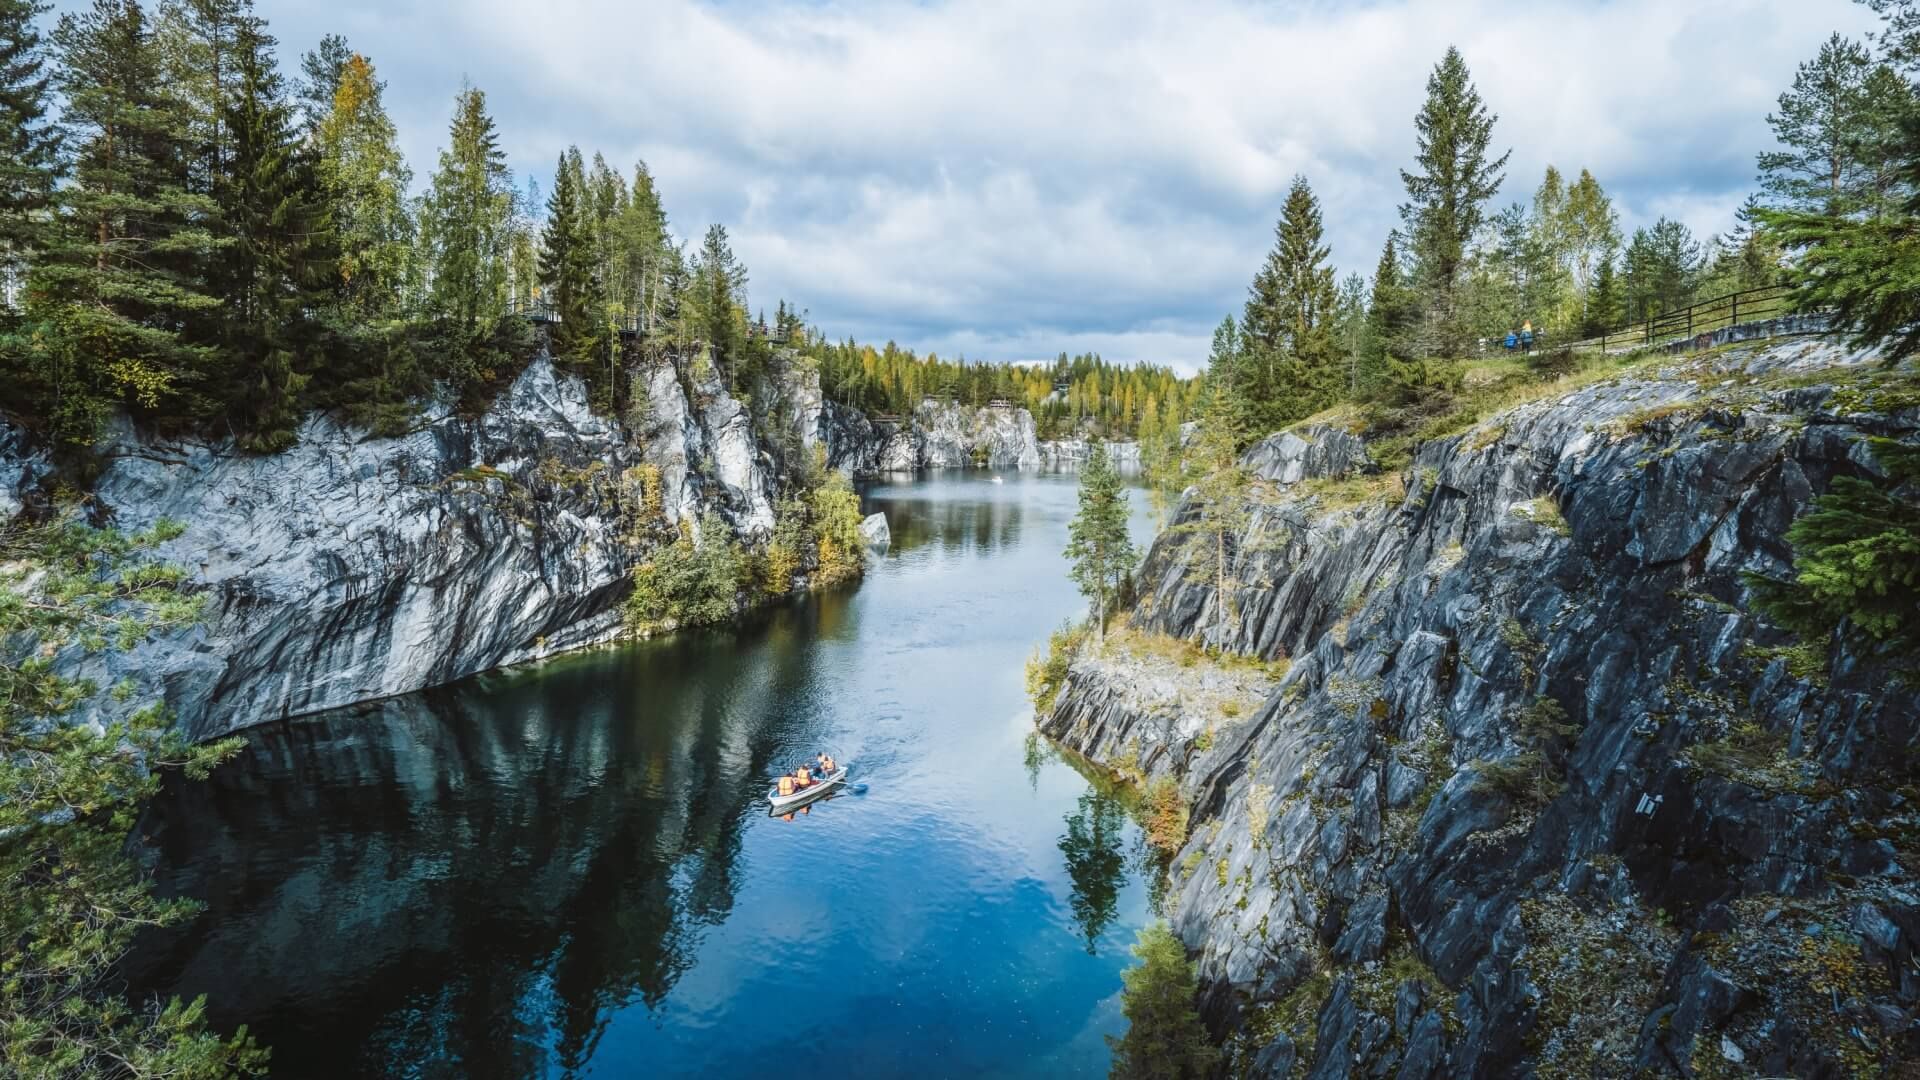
[3,350,826,741]
[1040,336,1920,1076]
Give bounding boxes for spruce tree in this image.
[0,0,60,301]
[1399,46,1509,357]
[213,18,335,451]
[155,0,251,198]
[683,222,747,373]
[1240,175,1339,431]
[538,147,599,374]
[1582,249,1623,336]
[420,83,513,389]
[620,160,675,333]
[1065,443,1135,639]
[1620,218,1700,322]
[26,0,220,445]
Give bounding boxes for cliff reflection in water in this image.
[127,592,853,1076]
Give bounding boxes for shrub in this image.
[810,463,867,587]
[1108,922,1218,1080]
[1143,776,1189,854]
[1024,620,1089,714]
[1748,437,1920,658]
[624,512,745,635]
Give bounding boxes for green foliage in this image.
[0,0,59,276]
[1748,436,1920,655]
[1757,31,1913,219]
[539,147,603,379]
[623,512,745,635]
[0,515,263,1077]
[1400,46,1509,357]
[1025,620,1089,714]
[421,83,514,397]
[810,462,866,586]
[1107,921,1217,1080]
[314,51,414,321]
[1066,444,1137,636]
[1059,790,1128,953]
[1230,175,1342,432]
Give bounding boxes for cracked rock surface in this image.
[1042,336,1920,1076]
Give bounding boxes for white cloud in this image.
[128,0,1888,370]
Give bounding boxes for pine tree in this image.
[295,31,348,128]
[212,17,334,451]
[539,147,599,374]
[1757,33,1892,216]
[1107,922,1217,1080]
[155,0,251,197]
[1066,444,1135,639]
[315,50,412,320]
[1400,46,1509,357]
[0,0,60,303]
[24,0,220,445]
[420,83,513,387]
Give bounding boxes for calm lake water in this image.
[124,471,1164,1079]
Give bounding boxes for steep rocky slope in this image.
[1040,335,1920,1077]
[2,351,846,740]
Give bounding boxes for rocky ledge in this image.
[1040,335,1920,1077]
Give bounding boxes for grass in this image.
[1512,494,1571,536]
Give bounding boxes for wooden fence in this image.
[1554,282,1804,356]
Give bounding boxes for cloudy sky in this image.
[74,0,1886,371]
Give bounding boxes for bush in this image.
[1025,620,1089,714]
[1143,776,1189,854]
[811,468,866,586]
[624,512,744,635]
[1748,437,1920,658]
[1108,922,1218,1080]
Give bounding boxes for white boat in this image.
[990,476,1004,483]
[767,767,848,812]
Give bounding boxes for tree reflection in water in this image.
[1058,790,1128,953]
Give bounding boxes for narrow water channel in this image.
[123,471,1164,1078]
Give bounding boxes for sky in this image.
[56,0,1884,372]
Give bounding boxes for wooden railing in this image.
[1554,283,1807,356]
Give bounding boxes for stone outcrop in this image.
[7,351,820,741]
[1041,336,1920,1076]
[1037,438,1142,470]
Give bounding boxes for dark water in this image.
[124,472,1164,1079]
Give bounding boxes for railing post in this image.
[1686,304,1693,338]
[1731,291,1738,327]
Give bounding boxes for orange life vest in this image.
[796,767,811,784]
[778,776,795,796]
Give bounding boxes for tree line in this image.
[804,338,1198,440]
[1199,13,1919,448]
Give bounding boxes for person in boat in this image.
[794,764,812,788]
[821,752,837,775]
[777,774,796,798]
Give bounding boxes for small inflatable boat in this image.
[768,767,848,812]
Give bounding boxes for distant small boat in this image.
[990,475,1004,483]
[768,767,848,812]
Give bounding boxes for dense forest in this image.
[0,0,1192,479]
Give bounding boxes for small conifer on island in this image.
[1066,445,1136,639]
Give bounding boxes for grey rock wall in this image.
[1042,336,1920,1076]
[10,351,814,741]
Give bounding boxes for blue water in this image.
[124,472,1164,1078]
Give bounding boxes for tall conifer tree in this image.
[213,17,334,451]
[538,147,598,373]
[1400,46,1508,357]
[28,0,219,444]
[421,83,513,385]
[0,0,59,302]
